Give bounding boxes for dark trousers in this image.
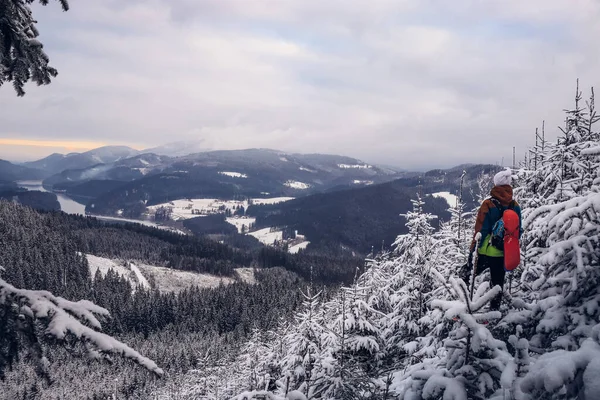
[475,255,505,310]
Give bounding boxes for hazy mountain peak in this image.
[144,140,212,157]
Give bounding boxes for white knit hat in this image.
[493,168,513,186]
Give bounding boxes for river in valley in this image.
[16,181,185,234]
[17,181,87,215]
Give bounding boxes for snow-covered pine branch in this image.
[0,276,163,376]
[0,0,69,95]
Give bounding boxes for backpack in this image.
[489,198,515,251]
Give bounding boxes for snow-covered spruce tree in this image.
[533,82,600,204]
[311,282,384,399]
[0,272,163,379]
[393,276,508,400]
[236,324,288,394]
[383,195,446,364]
[495,83,600,399]
[0,0,69,96]
[280,285,326,397]
[518,187,600,398]
[237,327,274,392]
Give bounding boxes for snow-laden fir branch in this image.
[0,276,163,376]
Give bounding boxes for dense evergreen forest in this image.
[0,201,305,398]
[0,189,60,211]
[0,198,367,398]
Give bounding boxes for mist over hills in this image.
[0,143,500,253]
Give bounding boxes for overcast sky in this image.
[1,0,600,169]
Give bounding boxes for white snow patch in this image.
[252,197,295,205]
[299,166,316,173]
[129,263,150,289]
[289,241,310,254]
[432,191,459,209]
[235,268,257,285]
[226,217,256,233]
[148,197,295,222]
[87,255,147,289]
[87,255,131,280]
[133,167,151,175]
[280,156,289,162]
[147,199,247,221]
[219,171,248,178]
[352,180,374,185]
[284,180,310,190]
[136,264,256,293]
[338,163,372,169]
[249,227,283,245]
[582,146,600,156]
[88,255,256,294]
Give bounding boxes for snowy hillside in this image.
[87,254,256,293]
[431,191,458,209]
[248,227,284,245]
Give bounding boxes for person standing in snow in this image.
[466,168,522,311]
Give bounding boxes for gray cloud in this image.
[1,0,599,169]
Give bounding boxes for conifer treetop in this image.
[0,0,69,96]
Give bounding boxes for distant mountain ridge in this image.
[24,145,140,177]
[30,148,409,216]
[0,159,45,181]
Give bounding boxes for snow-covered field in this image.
[289,241,310,254]
[226,217,256,233]
[147,197,294,224]
[284,180,310,189]
[86,254,150,289]
[251,197,294,205]
[147,199,246,221]
[432,191,458,209]
[219,171,248,178]
[87,254,256,294]
[135,263,240,293]
[249,227,284,245]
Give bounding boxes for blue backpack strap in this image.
[490,197,514,215]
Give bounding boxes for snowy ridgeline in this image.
[86,254,256,293]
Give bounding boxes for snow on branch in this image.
[521,338,600,398]
[582,146,600,156]
[0,277,163,376]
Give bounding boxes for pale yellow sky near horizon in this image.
[0,138,142,162]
